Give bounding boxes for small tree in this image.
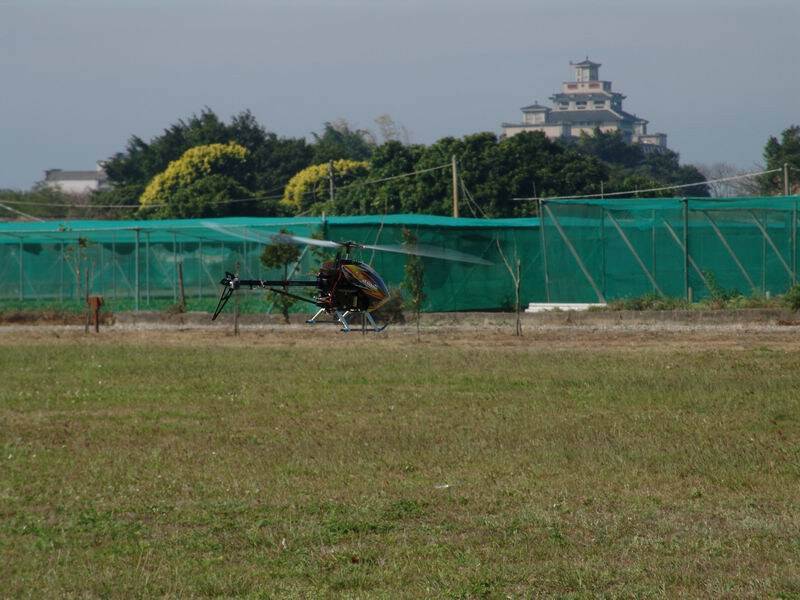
[496,238,523,336]
[63,237,92,301]
[401,228,425,339]
[260,230,300,323]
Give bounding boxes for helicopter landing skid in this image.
[306,308,387,333]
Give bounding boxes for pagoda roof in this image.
[520,103,550,111]
[570,58,601,67]
[617,109,648,124]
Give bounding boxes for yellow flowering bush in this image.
[282,159,369,212]
[140,142,249,207]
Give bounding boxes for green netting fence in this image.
[0,215,539,312]
[540,197,799,303]
[0,197,797,312]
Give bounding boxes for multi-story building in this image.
[501,59,667,151]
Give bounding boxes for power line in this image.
[329,163,450,192]
[512,167,782,202]
[0,202,45,221]
[0,163,451,212]
[0,192,285,210]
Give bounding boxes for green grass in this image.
[2,337,800,597]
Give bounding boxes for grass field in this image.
[2,328,800,598]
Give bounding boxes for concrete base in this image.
[526,303,607,313]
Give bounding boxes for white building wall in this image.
[45,179,103,194]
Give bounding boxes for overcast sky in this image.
[1,0,797,189]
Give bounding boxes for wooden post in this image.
[784,163,790,197]
[86,296,103,333]
[177,261,186,311]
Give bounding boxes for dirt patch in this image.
[1,322,799,353]
[0,309,114,326]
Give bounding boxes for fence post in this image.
[651,209,657,290]
[748,210,793,280]
[60,242,64,302]
[198,241,203,300]
[134,228,140,312]
[538,199,551,302]
[762,209,767,294]
[543,202,605,303]
[793,199,798,286]
[703,210,757,293]
[601,207,606,296]
[112,232,117,300]
[145,231,151,306]
[662,218,710,293]
[18,238,23,301]
[172,232,178,302]
[682,198,689,300]
[606,211,664,296]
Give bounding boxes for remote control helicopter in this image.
[211,232,491,332]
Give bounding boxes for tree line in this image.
[4,109,799,220]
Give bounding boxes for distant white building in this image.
[502,59,668,152]
[43,162,109,194]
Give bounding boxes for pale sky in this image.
[1,0,797,189]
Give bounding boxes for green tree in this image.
[332,141,426,214]
[760,125,800,194]
[311,119,375,163]
[574,129,644,169]
[98,108,313,213]
[139,142,253,218]
[561,130,709,197]
[260,230,301,323]
[281,159,370,214]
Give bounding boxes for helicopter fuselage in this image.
[316,259,390,313]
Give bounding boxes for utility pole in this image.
[328,160,335,203]
[451,155,459,218]
[784,163,790,196]
[600,181,605,199]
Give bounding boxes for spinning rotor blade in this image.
[272,233,491,265]
[271,233,340,249]
[360,242,492,265]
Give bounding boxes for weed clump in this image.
[606,293,689,311]
[785,284,800,311]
